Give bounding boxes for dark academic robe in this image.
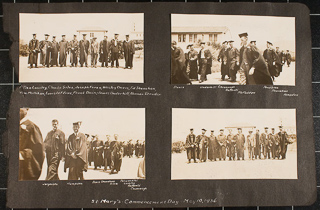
[69,39,79,65]
[226,134,236,159]
[19,119,45,181]
[186,133,197,160]
[110,39,121,67]
[140,143,145,157]
[278,131,290,159]
[263,48,278,77]
[123,40,135,68]
[217,134,227,159]
[188,50,198,80]
[50,41,59,66]
[198,49,212,79]
[227,47,240,80]
[88,140,93,165]
[218,48,229,77]
[39,40,52,66]
[235,133,245,159]
[135,142,141,157]
[99,40,110,66]
[110,141,123,173]
[44,129,65,180]
[59,40,68,66]
[240,44,273,85]
[104,141,112,169]
[171,47,191,84]
[92,139,104,168]
[197,135,208,161]
[65,132,88,180]
[79,39,90,65]
[127,142,133,157]
[28,39,39,65]
[275,50,283,74]
[285,53,292,66]
[208,135,217,160]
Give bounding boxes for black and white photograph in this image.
[171,14,295,85]
[172,109,297,180]
[19,13,144,83]
[19,108,146,181]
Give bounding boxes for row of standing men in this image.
[27,33,135,69]
[185,127,293,163]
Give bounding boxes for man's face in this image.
[74,36,77,40]
[126,36,129,41]
[73,124,79,133]
[202,130,206,135]
[229,42,233,48]
[33,35,36,39]
[104,36,107,41]
[172,42,177,49]
[276,47,279,51]
[52,121,58,131]
[114,135,118,140]
[241,36,248,45]
[211,131,214,136]
[265,129,268,133]
[20,109,28,120]
[238,129,242,134]
[256,130,260,134]
[62,37,66,41]
[190,46,194,50]
[220,130,224,135]
[201,44,205,49]
[45,36,49,41]
[272,129,275,134]
[53,37,56,42]
[83,35,86,40]
[115,34,119,39]
[190,130,193,134]
[280,128,283,132]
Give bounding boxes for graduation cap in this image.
[238,32,248,38]
[249,130,253,133]
[228,40,234,43]
[222,41,227,44]
[190,128,194,131]
[82,34,87,36]
[32,33,36,36]
[200,42,206,45]
[220,129,224,131]
[250,41,256,44]
[44,34,50,36]
[93,37,97,39]
[52,36,56,38]
[85,134,90,137]
[91,134,96,138]
[279,125,283,128]
[172,41,177,45]
[73,121,81,126]
[62,35,66,37]
[114,33,119,35]
[125,34,130,37]
[202,128,207,131]
[104,35,108,37]
[271,128,275,130]
[286,50,290,52]
[267,41,273,46]
[74,34,77,37]
[264,127,269,129]
[237,128,242,130]
[211,130,214,132]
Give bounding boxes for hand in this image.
[236,61,239,66]
[249,67,255,75]
[273,61,275,65]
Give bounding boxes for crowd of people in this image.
[18,108,145,181]
[184,127,293,164]
[27,33,135,69]
[171,32,292,85]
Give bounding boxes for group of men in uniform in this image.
[27,33,135,69]
[19,108,136,181]
[185,126,293,164]
[86,136,145,171]
[171,32,292,85]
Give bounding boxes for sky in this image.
[25,108,145,142]
[172,108,296,142]
[172,14,295,52]
[20,13,144,42]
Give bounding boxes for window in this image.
[90,33,94,38]
[194,34,197,42]
[209,34,213,42]
[183,34,186,42]
[178,34,182,42]
[189,34,193,42]
[214,34,218,42]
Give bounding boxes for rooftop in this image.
[172,26,229,33]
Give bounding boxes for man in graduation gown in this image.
[110,33,121,68]
[91,135,104,170]
[19,108,45,181]
[50,36,59,67]
[110,134,123,174]
[59,35,68,67]
[278,126,292,159]
[186,128,197,163]
[208,130,217,161]
[197,129,208,162]
[90,37,99,68]
[247,130,255,160]
[238,32,273,85]
[227,40,240,82]
[171,41,192,84]
[188,44,198,81]
[39,34,52,68]
[28,34,39,68]
[123,34,135,69]
[198,42,212,83]
[140,141,145,157]
[270,128,280,159]
[100,35,110,67]
[127,139,133,158]
[87,135,94,166]
[285,50,292,67]
[79,34,90,67]
[135,140,141,157]
[44,119,65,180]
[261,127,271,159]
[218,41,229,81]
[65,122,88,180]
[263,41,278,80]
[216,129,227,161]
[69,35,79,67]
[226,129,236,161]
[235,128,246,160]
[103,135,112,171]
[275,47,284,76]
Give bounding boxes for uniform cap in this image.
[250,40,256,44]
[238,32,248,38]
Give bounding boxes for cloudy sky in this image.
[25,108,145,142]
[172,14,295,52]
[20,13,144,42]
[172,108,296,142]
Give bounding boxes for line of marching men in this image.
[27,33,135,69]
[185,126,293,164]
[172,32,292,85]
[87,135,145,171]
[19,109,144,181]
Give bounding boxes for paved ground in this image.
[39,156,145,180]
[191,63,295,86]
[19,56,144,83]
[171,143,297,180]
